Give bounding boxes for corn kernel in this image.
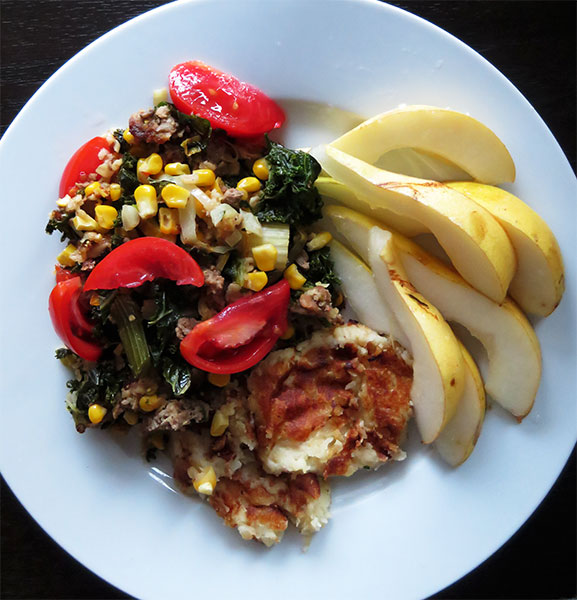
[109,183,121,201]
[88,404,107,425]
[57,244,77,267]
[121,204,140,231]
[307,231,333,251]
[123,411,139,426]
[280,324,295,340]
[84,181,102,198]
[193,466,217,495]
[251,243,278,272]
[284,264,307,290]
[123,129,135,144]
[139,394,164,412]
[95,205,118,230]
[210,410,230,437]
[252,158,269,180]
[208,373,231,388]
[137,153,163,183]
[89,293,100,307]
[139,218,176,243]
[158,207,180,235]
[149,432,165,450]
[192,169,216,187]
[237,176,261,194]
[335,292,344,306]
[244,271,268,292]
[153,87,168,106]
[164,162,191,176]
[134,185,158,219]
[72,209,98,231]
[161,183,190,208]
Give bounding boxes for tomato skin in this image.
[55,265,77,283]
[180,280,290,374]
[169,61,286,137]
[59,136,110,197]
[49,277,102,362]
[84,238,204,291]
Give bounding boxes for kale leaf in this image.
[118,152,139,194]
[162,358,193,397]
[255,140,323,226]
[45,212,80,243]
[307,247,341,294]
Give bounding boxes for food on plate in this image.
[329,105,516,184]
[46,60,564,544]
[447,182,565,316]
[313,145,517,303]
[324,205,542,420]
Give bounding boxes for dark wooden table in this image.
[1,1,575,599]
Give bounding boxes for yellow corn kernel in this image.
[138,218,177,243]
[139,394,164,412]
[210,410,230,437]
[251,243,278,272]
[84,181,102,198]
[89,293,100,307]
[123,411,139,426]
[123,129,135,144]
[149,432,165,450]
[237,176,261,194]
[244,271,268,292]
[109,183,121,202]
[72,209,98,231]
[137,153,163,182]
[121,204,140,231]
[164,162,191,176]
[153,87,168,106]
[284,264,307,290]
[158,207,180,235]
[307,231,333,252]
[57,244,77,267]
[208,373,231,388]
[88,404,107,425]
[134,185,158,219]
[161,183,190,208]
[95,205,118,230]
[280,324,295,340]
[335,291,344,306]
[193,466,217,495]
[192,169,216,187]
[252,158,269,180]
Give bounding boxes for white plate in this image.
[1,1,576,599]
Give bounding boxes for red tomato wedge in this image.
[180,280,290,374]
[59,136,110,197]
[169,61,286,137]
[55,265,77,283]
[84,238,204,291]
[49,277,102,362]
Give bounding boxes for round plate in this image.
[1,1,575,599]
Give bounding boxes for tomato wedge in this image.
[59,136,110,197]
[180,280,290,374]
[49,277,102,362]
[55,265,77,283]
[169,61,285,137]
[84,238,204,291]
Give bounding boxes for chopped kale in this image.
[255,140,323,225]
[113,128,130,153]
[55,348,73,360]
[45,212,80,243]
[162,358,193,397]
[118,152,139,194]
[66,360,127,413]
[307,247,341,294]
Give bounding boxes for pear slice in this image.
[368,227,465,443]
[315,145,516,303]
[447,181,565,316]
[325,205,541,419]
[316,176,427,237]
[435,343,486,467]
[329,239,409,347]
[330,105,515,184]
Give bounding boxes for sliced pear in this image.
[324,205,541,419]
[368,227,465,444]
[329,239,409,347]
[315,145,516,303]
[435,342,486,467]
[330,105,515,184]
[447,181,565,316]
[316,176,427,237]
